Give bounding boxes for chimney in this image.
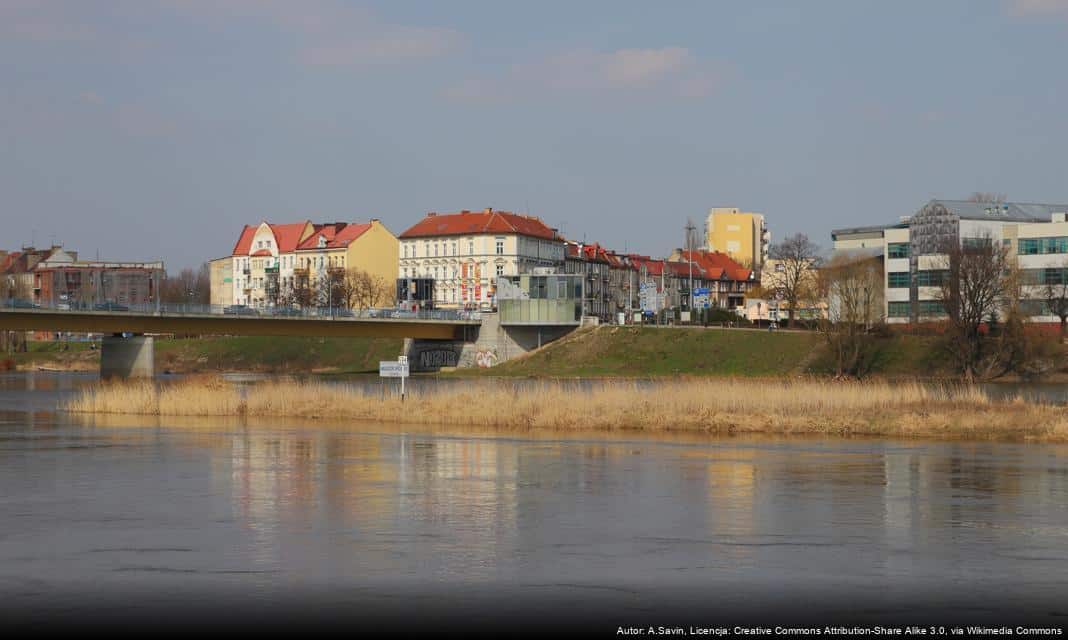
[370,218,380,223]
[484,207,493,214]
[460,210,470,215]
[428,212,437,217]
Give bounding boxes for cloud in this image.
[1007,0,1068,16]
[166,0,465,66]
[444,47,727,103]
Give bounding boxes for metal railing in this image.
[0,298,482,322]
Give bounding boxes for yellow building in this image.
[225,219,398,308]
[704,207,769,270]
[209,256,233,307]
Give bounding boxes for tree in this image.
[339,268,391,310]
[1041,256,1068,344]
[933,235,1019,381]
[767,233,821,327]
[1,275,30,353]
[161,263,210,305]
[818,252,884,378]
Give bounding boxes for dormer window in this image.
[318,235,327,249]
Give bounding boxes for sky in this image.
[3,0,1068,271]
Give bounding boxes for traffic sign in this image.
[379,361,409,378]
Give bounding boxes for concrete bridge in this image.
[0,303,576,377]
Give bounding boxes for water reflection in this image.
[3,373,1068,621]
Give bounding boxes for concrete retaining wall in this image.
[406,312,575,372]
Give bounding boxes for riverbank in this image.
[65,377,1068,442]
[3,336,403,374]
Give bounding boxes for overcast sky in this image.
[3,0,1068,270]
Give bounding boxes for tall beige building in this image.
[704,208,769,270]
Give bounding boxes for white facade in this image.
[398,233,564,308]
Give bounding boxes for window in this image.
[962,237,991,250]
[918,300,946,316]
[434,244,439,257]
[916,270,948,287]
[495,264,504,277]
[1019,237,1068,255]
[887,302,910,317]
[403,245,408,258]
[424,241,429,257]
[451,242,457,256]
[495,237,505,255]
[887,243,909,259]
[468,240,474,255]
[887,272,910,288]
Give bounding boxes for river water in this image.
[2,372,1068,632]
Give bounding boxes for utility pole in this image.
[685,218,696,316]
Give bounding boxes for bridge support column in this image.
[100,334,154,379]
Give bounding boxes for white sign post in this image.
[379,356,410,401]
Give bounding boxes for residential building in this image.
[227,219,398,308]
[209,257,233,307]
[758,257,826,322]
[704,207,769,270]
[670,249,755,309]
[33,259,165,308]
[563,241,612,321]
[2,246,75,300]
[832,199,1068,324]
[397,208,563,309]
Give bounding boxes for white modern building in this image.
[832,200,1068,324]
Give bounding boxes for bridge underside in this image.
[0,311,472,340]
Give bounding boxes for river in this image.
[2,372,1067,632]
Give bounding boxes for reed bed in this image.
[64,376,1068,441]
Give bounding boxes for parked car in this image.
[320,307,354,318]
[94,302,130,312]
[8,299,39,309]
[223,304,258,316]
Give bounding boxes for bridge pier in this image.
[100,334,154,379]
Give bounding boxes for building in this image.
[2,246,75,301]
[704,207,769,270]
[397,208,563,310]
[832,199,1068,324]
[209,257,233,307]
[563,241,612,321]
[227,219,398,309]
[33,253,164,309]
[670,249,755,309]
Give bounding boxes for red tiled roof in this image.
[232,221,313,256]
[250,249,272,257]
[270,222,312,253]
[399,208,557,240]
[679,250,752,281]
[231,226,256,256]
[0,251,21,274]
[296,222,372,250]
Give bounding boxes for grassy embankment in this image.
[66,376,1068,441]
[4,336,402,374]
[454,325,958,379]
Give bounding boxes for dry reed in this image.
[64,376,1068,441]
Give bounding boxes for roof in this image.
[250,249,272,257]
[232,221,313,256]
[296,222,372,251]
[399,208,557,240]
[565,241,611,263]
[926,199,1068,222]
[830,224,904,239]
[678,249,752,281]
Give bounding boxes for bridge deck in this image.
[0,309,479,340]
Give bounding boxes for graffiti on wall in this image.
[475,349,498,368]
[417,348,459,370]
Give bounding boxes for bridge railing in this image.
[0,298,481,322]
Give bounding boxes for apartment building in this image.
[704,207,769,271]
[832,199,1068,324]
[397,208,563,309]
[227,219,398,308]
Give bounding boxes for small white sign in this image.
[379,361,409,378]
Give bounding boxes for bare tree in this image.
[933,235,1021,381]
[340,268,391,310]
[161,263,210,305]
[967,192,1007,204]
[818,252,885,378]
[1,275,31,353]
[1040,256,1068,344]
[767,233,821,327]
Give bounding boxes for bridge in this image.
[0,302,482,378]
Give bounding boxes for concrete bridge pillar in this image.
[100,334,154,379]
